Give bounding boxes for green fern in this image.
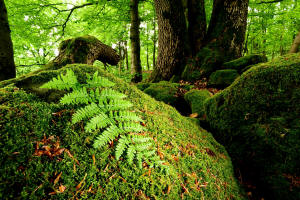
[41,69,167,171]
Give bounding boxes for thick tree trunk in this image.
[205,0,249,61]
[289,30,300,53]
[150,0,188,82]
[0,0,16,81]
[188,0,206,55]
[125,41,129,71]
[130,0,142,83]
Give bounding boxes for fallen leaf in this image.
[54,172,62,186]
[189,113,198,118]
[59,184,66,193]
[76,173,87,190]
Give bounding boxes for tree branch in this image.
[258,0,283,4]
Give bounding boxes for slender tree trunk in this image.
[152,17,157,70]
[289,30,300,53]
[205,0,249,61]
[146,25,150,71]
[130,0,142,83]
[125,40,129,71]
[188,0,206,55]
[0,0,16,81]
[150,0,188,82]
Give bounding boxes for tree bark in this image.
[152,16,157,70]
[0,0,16,81]
[130,0,142,83]
[150,0,188,82]
[205,0,249,61]
[289,30,300,53]
[188,0,206,55]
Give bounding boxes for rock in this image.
[204,53,300,200]
[222,54,267,73]
[208,69,239,88]
[0,64,245,199]
[184,89,211,117]
[181,47,224,81]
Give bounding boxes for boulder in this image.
[0,64,245,199]
[222,54,267,73]
[208,69,239,88]
[204,53,300,200]
[184,89,211,117]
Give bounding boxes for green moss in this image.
[0,64,245,199]
[208,69,239,88]
[136,82,151,91]
[143,81,179,105]
[181,47,224,81]
[184,89,211,116]
[223,54,268,73]
[204,53,300,200]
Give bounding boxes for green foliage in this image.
[41,69,165,170]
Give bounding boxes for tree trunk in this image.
[188,0,206,55]
[130,0,142,83]
[125,40,129,71]
[289,30,300,53]
[205,0,249,61]
[150,0,188,82]
[152,17,157,70]
[0,0,16,81]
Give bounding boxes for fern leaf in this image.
[135,142,153,152]
[119,122,146,133]
[131,135,152,143]
[127,145,136,165]
[72,103,101,124]
[136,152,143,169]
[93,126,122,149]
[97,99,133,112]
[60,87,91,105]
[115,136,129,160]
[99,89,127,100]
[110,111,143,122]
[85,112,113,132]
[41,69,78,90]
[86,71,115,88]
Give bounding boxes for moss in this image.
[181,47,224,81]
[184,89,211,116]
[0,64,245,199]
[204,53,300,200]
[208,69,239,88]
[136,82,151,91]
[143,81,179,105]
[222,54,268,73]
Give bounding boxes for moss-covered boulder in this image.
[143,81,179,105]
[208,69,239,88]
[204,53,300,200]
[222,54,267,73]
[184,89,211,117]
[181,47,224,81]
[0,64,245,199]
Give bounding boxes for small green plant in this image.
[41,69,166,170]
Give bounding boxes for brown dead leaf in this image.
[189,113,198,118]
[54,172,62,186]
[92,154,96,166]
[76,173,87,190]
[59,185,66,193]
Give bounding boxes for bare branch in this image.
[258,0,283,4]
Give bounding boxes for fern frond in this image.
[72,103,102,124]
[93,125,122,149]
[135,142,153,152]
[100,89,127,100]
[131,135,152,143]
[85,112,113,132]
[110,111,143,123]
[115,136,129,160]
[60,87,91,105]
[136,152,143,169]
[127,145,136,165]
[86,71,115,88]
[118,122,146,133]
[97,99,133,112]
[41,69,78,90]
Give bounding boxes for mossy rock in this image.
[222,54,267,73]
[181,47,224,81]
[208,69,239,88]
[0,64,245,199]
[204,53,300,200]
[184,89,211,117]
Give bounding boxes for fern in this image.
[41,69,166,171]
[41,69,79,90]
